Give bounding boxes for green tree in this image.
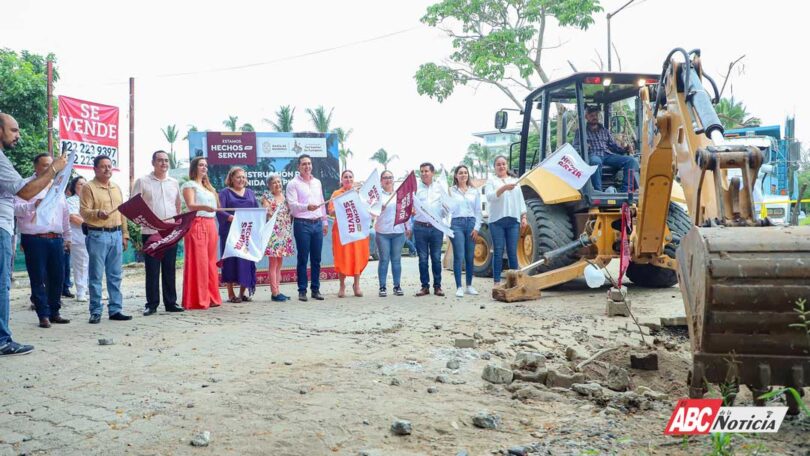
[0,49,58,176]
[716,97,761,130]
[466,143,496,178]
[223,115,239,132]
[461,154,477,178]
[306,106,334,133]
[333,127,354,171]
[240,123,255,132]
[182,124,199,141]
[161,124,179,168]
[371,148,399,170]
[263,105,295,132]
[414,0,602,111]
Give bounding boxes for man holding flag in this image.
[413,162,448,297]
[14,153,72,328]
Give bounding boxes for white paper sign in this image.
[221,207,279,262]
[359,169,383,216]
[540,143,597,190]
[35,150,76,227]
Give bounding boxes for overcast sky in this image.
[4,0,808,190]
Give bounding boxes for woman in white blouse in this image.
[484,156,528,284]
[180,157,222,310]
[66,176,88,302]
[374,170,407,297]
[448,165,482,297]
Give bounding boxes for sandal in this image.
[240,295,252,302]
[228,296,242,303]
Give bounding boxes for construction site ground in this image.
[1,259,808,455]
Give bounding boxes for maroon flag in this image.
[118,194,178,232]
[143,212,197,259]
[618,203,632,288]
[394,171,417,225]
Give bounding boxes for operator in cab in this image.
[577,105,639,192]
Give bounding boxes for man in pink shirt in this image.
[14,153,71,328]
[285,154,328,301]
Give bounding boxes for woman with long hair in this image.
[484,156,527,285]
[216,167,258,303]
[374,170,407,297]
[327,170,369,297]
[448,165,482,297]
[66,176,88,302]
[181,157,222,309]
[261,174,294,302]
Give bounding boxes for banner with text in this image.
[221,207,279,262]
[333,190,372,246]
[257,136,327,158]
[540,143,597,190]
[359,168,382,216]
[58,96,120,170]
[207,132,257,166]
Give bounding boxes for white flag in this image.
[35,150,76,227]
[359,168,383,216]
[333,190,371,246]
[540,143,597,190]
[413,195,454,238]
[222,207,279,262]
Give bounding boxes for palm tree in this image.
[333,127,354,171]
[223,115,239,132]
[263,105,295,132]
[240,123,255,132]
[182,124,199,141]
[161,124,179,169]
[461,154,476,178]
[371,148,399,170]
[716,97,761,130]
[305,106,334,133]
[467,143,495,178]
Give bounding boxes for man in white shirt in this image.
[413,162,446,297]
[14,153,72,328]
[132,150,184,316]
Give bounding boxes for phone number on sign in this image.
[61,140,119,167]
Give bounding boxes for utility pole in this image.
[47,58,54,156]
[607,0,634,71]
[129,77,135,194]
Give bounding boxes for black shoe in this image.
[143,307,157,316]
[393,286,404,296]
[89,315,101,324]
[311,291,324,300]
[165,305,185,313]
[379,287,387,297]
[298,293,308,302]
[0,341,34,356]
[109,313,132,321]
[62,291,75,298]
[50,315,70,324]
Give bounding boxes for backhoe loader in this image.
[489,48,810,412]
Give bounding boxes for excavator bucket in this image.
[676,224,810,405]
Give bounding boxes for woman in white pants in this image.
[66,177,88,302]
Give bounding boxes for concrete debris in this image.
[660,316,687,327]
[446,359,461,370]
[190,431,211,447]
[390,419,412,436]
[512,351,545,370]
[571,382,604,398]
[454,338,477,349]
[545,367,584,389]
[564,345,589,361]
[606,366,630,392]
[513,367,549,384]
[481,363,513,384]
[630,352,659,370]
[472,411,500,429]
[97,338,115,346]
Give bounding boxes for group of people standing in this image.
[0,109,529,358]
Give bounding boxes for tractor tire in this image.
[626,203,692,288]
[473,223,493,277]
[521,197,579,273]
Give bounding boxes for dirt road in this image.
[1,259,807,455]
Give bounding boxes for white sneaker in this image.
[455,288,464,298]
[76,295,88,302]
[466,286,479,296]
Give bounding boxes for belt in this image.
[87,226,121,232]
[414,221,433,228]
[23,233,62,239]
[294,218,322,224]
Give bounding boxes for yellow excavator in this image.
[489,48,810,412]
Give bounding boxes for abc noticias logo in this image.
[664,399,788,435]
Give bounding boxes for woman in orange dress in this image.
[328,170,369,298]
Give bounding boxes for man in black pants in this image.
[132,151,184,315]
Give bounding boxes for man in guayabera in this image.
[132,150,184,316]
[0,113,69,356]
[80,154,131,324]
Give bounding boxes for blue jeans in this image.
[414,223,443,289]
[85,230,123,317]
[404,236,416,255]
[63,250,72,293]
[0,229,13,346]
[450,217,475,288]
[21,234,65,319]
[491,217,520,283]
[589,154,640,192]
[293,219,323,294]
[376,232,405,289]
